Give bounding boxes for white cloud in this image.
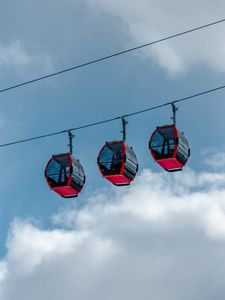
[1,168,225,299]
[86,0,225,76]
[0,41,54,76]
[204,150,225,169]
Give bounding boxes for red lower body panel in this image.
[105,175,131,186]
[52,186,78,198]
[157,158,183,171]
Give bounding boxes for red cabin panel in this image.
[52,186,79,198]
[104,174,132,186]
[157,158,183,171]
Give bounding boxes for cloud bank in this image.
[86,0,225,76]
[1,168,225,299]
[203,149,225,169]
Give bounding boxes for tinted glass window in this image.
[125,145,137,164]
[71,159,85,190]
[124,145,138,178]
[151,130,164,148]
[46,157,70,187]
[150,127,175,159]
[176,132,190,164]
[99,143,123,175]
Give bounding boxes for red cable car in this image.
[149,103,190,172]
[97,118,138,186]
[45,132,85,198]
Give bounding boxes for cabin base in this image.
[157,158,183,172]
[105,174,132,186]
[52,186,79,198]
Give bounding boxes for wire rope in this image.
[0,17,225,94]
[0,83,224,148]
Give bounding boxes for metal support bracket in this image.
[171,102,178,126]
[68,130,74,154]
[121,117,128,141]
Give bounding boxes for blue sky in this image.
[1,1,225,299]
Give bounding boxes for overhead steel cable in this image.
[0,116,122,148]
[1,83,225,148]
[1,17,225,94]
[123,83,225,118]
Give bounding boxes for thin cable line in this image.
[0,83,225,148]
[1,17,225,94]
[123,84,225,118]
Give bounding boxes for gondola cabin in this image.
[45,153,85,198]
[97,141,138,186]
[149,125,190,172]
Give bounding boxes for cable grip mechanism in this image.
[68,130,75,154]
[121,117,128,142]
[171,102,178,126]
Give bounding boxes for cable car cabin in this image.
[45,153,85,198]
[149,125,190,172]
[97,141,138,186]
